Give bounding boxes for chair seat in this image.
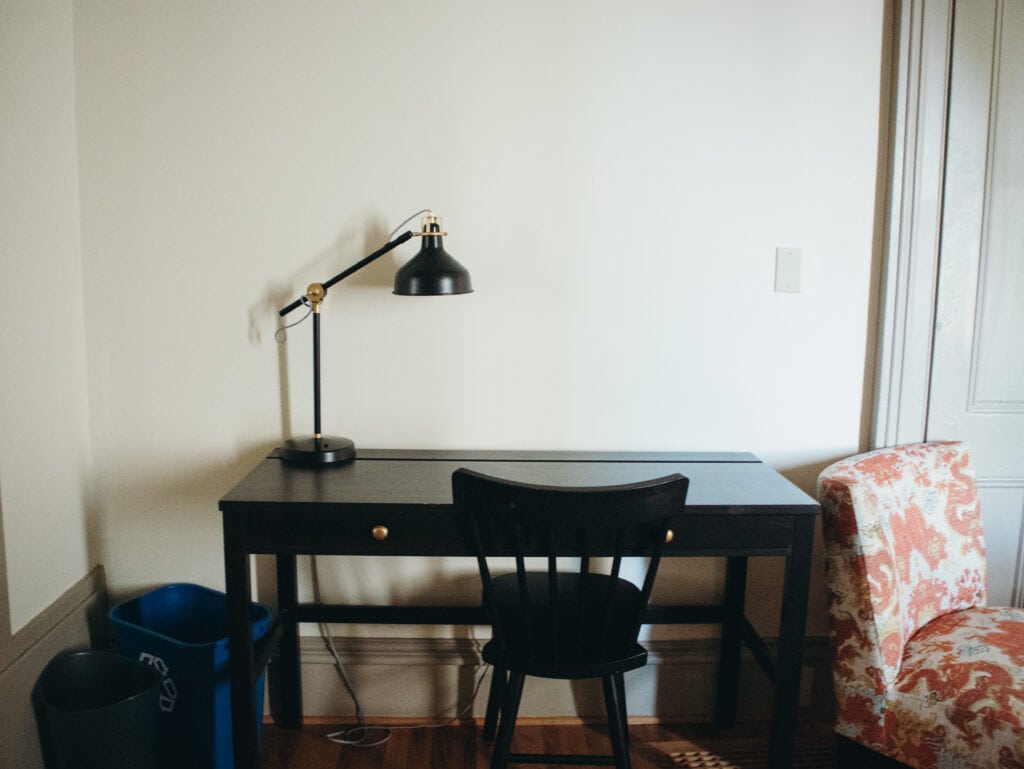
[880,607,1024,767]
[482,572,649,680]
[482,639,649,681]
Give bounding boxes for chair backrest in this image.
[452,469,689,666]
[818,441,987,692]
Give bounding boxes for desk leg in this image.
[224,518,258,769]
[714,556,747,728]
[767,515,815,769]
[272,553,303,728]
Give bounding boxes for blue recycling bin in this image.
[109,583,272,769]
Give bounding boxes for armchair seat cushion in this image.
[876,606,1024,767]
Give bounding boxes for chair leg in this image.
[483,666,506,742]
[602,672,631,769]
[614,671,630,754]
[489,671,525,769]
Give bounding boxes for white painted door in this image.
[928,0,1024,606]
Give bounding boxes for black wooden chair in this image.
[452,468,689,769]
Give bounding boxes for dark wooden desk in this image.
[220,450,819,769]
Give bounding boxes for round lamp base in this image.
[279,436,356,465]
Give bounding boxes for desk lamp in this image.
[277,213,472,465]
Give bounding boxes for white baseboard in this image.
[287,633,834,721]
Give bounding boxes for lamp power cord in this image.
[274,297,311,343]
[310,555,489,748]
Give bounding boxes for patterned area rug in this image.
[649,739,835,769]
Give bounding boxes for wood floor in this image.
[259,717,836,769]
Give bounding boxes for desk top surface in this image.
[221,449,818,514]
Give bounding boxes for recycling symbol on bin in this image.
[139,652,179,713]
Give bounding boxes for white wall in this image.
[70,0,884,636]
[0,0,94,634]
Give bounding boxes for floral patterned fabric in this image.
[819,441,1024,768]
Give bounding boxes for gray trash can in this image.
[34,649,163,769]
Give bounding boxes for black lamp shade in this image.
[393,226,473,296]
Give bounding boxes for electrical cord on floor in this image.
[311,555,489,748]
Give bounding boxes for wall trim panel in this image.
[0,565,106,674]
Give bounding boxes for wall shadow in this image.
[247,213,418,446]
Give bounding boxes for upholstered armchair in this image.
[818,441,1024,768]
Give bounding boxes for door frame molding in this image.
[871,0,955,448]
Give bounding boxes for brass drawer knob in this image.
[371,525,389,541]
[665,529,674,544]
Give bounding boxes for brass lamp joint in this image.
[306,283,326,312]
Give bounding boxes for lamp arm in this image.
[278,229,416,317]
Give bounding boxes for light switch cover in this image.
[775,247,802,293]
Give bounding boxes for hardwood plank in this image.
[261,719,835,769]
[259,725,340,769]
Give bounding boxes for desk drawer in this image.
[239,505,468,555]
[665,514,796,555]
